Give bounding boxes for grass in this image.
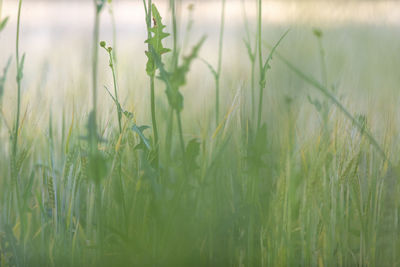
[0,0,399,266]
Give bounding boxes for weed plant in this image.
[0,0,398,266]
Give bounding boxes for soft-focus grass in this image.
[1,1,400,266]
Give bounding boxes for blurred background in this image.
[0,0,399,139]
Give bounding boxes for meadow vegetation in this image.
[0,0,399,266]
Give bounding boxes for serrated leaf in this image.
[145,4,171,76]
[166,36,206,111]
[172,36,206,88]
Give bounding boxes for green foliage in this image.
[0,57,11,106]
[145,4,171,77]
[132,124,151,150]
[0,16,9,32]
[259,29,289,90]
[0,0,398,266]
[156,36,206,112]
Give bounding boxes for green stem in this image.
[215,0,226,127]
[251,59,256,119]
[14,0,22,158]
[150,75,159,148]
[171,0,178,70]
[13,1,25,261]
[108,49,122,134]
[165,107,174,157]
[92,4,101,128]
[109,3,117,63]
[241,0,257,120]
[176,110,185,157]
[164,0,178,158]
[256,0,263,129]
[144,0,160,160]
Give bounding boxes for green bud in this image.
[100,41,106,48]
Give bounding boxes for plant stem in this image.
[14,0,22,158]
[165,0,178,157]
[176,110,185,157]
[150,75,159,148]
[171,0,178,70]
[13,1,25,262]
[256,0,263,129]
[108,48,122,134]
[109,2,117,63]
[215,0,226,127]
[144,0,160,159]
[92,4,100,128]
[165,107,174,156]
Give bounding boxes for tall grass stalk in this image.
[13,0,23,159]
[108,0,117,63]
[241,0,257,120]
[165,0,179,157]
[92,0,105,129]
[215,0,226,126]
[11,0,26,262]
[101,42,122,133]
[256,0,263,128]
[143,0,160,162]
[101,41,128,228]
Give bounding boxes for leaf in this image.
[243,38,255,62]
[260,29,289,89]
[0,57,12,103]
[145,4,171,76]
[0,16,9,32]
[132,124,151,150]
[166,36,207,111]
[201,58,217,79]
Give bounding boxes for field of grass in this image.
[1,0,400,266]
